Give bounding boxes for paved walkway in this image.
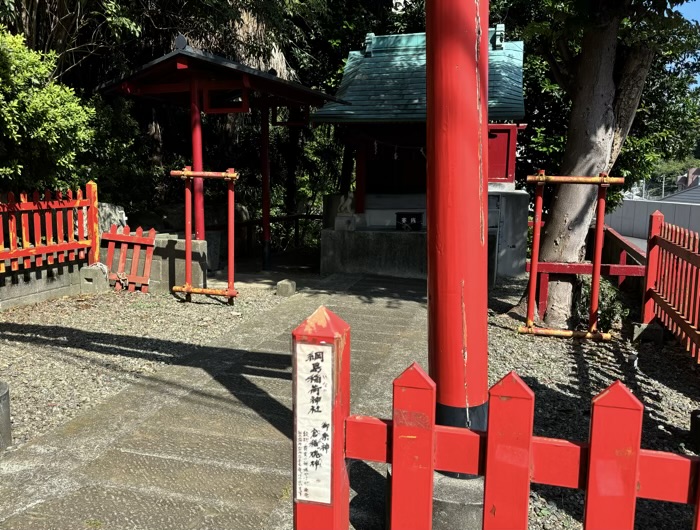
[0,275,428,530]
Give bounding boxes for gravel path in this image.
[488,280,700,530]
[1,276,698,529]
[0,286,282,450]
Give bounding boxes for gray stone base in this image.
[0,381,11,450]
[385,469,484,529]
[79,266,110,295]
[633,321,664,345]
[0,262,83,311]
[276,279,296,297]
[432,473,484,530]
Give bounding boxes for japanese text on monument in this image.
[295,342,333,504]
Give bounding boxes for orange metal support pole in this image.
[261,106,271,270]
[227,173,236,303]
[184,173,193,302]
[426,0,489,437]
[527,180,545,327]
[86,181,99,265]
[589,183,608,333]
[191,78,205,241]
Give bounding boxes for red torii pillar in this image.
[427,0,490,438]
[190,78,205,241]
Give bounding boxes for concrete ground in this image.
[0,274,430,530]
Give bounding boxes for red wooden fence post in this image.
[527,177,545,327]
[292,307,351,530]
[583,381,643,529]
[389,363,436,530]
[483,372,535,530]
[642,211,664,324]
[86,181,99,264]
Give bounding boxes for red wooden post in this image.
[589,182,608,333]
[66,189,76,262]
[32,191,43,267]
[583,381,643,529]
[618,250,627,287]
[642,211,664,324]
[527,179,545,326]
[19,193,31,269]
[185,173,193,301]
[692,233,700,358]
[86,181,99,265]
[483,373,535,530]
[426,0,490,434]
[191,78,205,241]
[8,192,18,271]
[128,227,144,292]
[0,199,5,274]
[261,106,271,270]
[292,307,351,530]
[44,189,55,265]
[389,363,436,530]
[226,168,236,302]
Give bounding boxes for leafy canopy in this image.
[0,28,94,190]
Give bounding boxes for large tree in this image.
[493,0,700,326]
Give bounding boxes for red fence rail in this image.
[102,225,157,292]
[292,308,700,530]
[643,211,700,358]
[0,182,99,273]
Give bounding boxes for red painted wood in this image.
[526,262,645,276]
[345,416,391,463]
[44,189,55,265]
[105,225,118,279]
[86,181,99,264]
[191,79,205,241]
[589,184,607,332]
[649,291,700,351]
[19,193,31,269]
[434,425,484,476]
[526,181,544,327]
[643,212,664,324]
[32,191,42,267]
[66,190,76,261]
[115,225,130,291]
[692,233,700,359]
[426,0,489,413]
[618,250,627,286]
[0,202,5,274]
[227,178,235,296]
[128,227,143,292]
[389,363,436,530]
[185,174,193,288]
[55,191,66,264]
[483,373,534,530]
[583,382,643,530]
[140,228,157,293]
[8,192,18,271]
[292,307,351,530]
[76,189,86,260]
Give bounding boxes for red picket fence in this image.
[102,225,157,292]
[643,211,700,358]
[293,308,700,530]
[0,182,99,273]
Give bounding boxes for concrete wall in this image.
[100,234,207,294]
[0,261,85,311]
[606,199,700,238]
[0,235,207,311]
[322,190,528,282]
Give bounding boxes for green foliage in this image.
[0,28,94,190]
[575,276,630,333]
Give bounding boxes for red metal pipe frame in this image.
[184,173,193,302]
[227,177,236,304]
[191,78,205,241]
[527,180,545,327]
[261,106,271,270]
[426,0,489,434]
[589,185,608,332]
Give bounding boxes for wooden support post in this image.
[190,78,205,241]
[86,181,99,264]
[643,211,664,324]
[584,381,643,529]
[389,363,436,529]
[483,372,535,530]
[292,307,351,530]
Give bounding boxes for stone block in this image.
[79,266,109,295]
[633,321,664,345]
[276,279,296,297]
[0,381,11,450]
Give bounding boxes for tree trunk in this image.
[539,19,620,328]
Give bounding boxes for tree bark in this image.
[539,18,620,328]
[539,16,656,328]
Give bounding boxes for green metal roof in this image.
[313,27,524,124]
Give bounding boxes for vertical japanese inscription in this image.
[295,342,334,504]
